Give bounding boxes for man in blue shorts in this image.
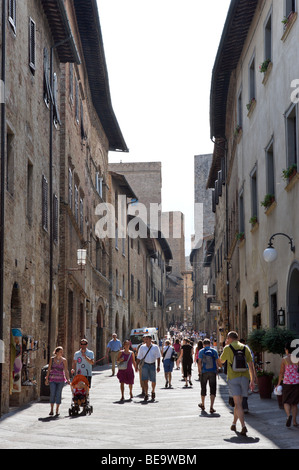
[136,334,161,401]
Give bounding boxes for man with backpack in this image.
[220,331,255,436]
[198,339,222,413]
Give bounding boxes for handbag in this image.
[171,349,178,362]
[117,352,132,370]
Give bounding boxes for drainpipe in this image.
[0,0,6,417]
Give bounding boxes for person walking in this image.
[162,339,175,388]
[45,346,70,416]
[197,338,222,413]
[71,338,94,386]
[136,334,161,401]
[195,340,203,380]
[179,338,193,387]
[220,331,255,436]
[277,342,299,427]
[173,338,181,370]
[116,340,137,401]
[106,333,122,376]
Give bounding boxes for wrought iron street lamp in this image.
[263,232,295,263]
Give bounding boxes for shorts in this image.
[200,372,217,396]
[163,358,174,373]
[228,376,249,397]
[142,362,156,382]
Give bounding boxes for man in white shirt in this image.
[136,334,161,401]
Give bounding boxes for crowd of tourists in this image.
[44,326,299,436]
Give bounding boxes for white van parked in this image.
[129,327,159,353]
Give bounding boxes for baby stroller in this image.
[69,374,93,416]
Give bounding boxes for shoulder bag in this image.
[117,351,132,370]
[139,345,152,368]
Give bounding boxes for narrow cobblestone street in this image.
[0,364,298,451]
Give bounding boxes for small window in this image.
[264,12,272,63]
[53,194,58,243]
[285,104,298,167]
[250,165,258,222]
[265,139,275,197]
[42,175,48,231]
[237,88,243,129]
[238,189,245,234]
[69,63,74,104]
[29,18,36,74]
[75,78,79,123]
[249,55,256,102]
[8,0,16,34]
[40,303,47,323]
[27,161,33,224]
[286,0,296,17]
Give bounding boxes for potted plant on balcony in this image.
[234,124,242,136]
[259,58,271,73]
[282,164,297,182]
[236,231,245,242]
[246,98,256,112]
[261,193,275,209]
[249,215,258,227]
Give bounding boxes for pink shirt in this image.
[283,362,299,385]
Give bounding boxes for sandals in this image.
[210,407,216,414]
[230,424,248,435]
[198,403,205,411]
[286,415,292,427]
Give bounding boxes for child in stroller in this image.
[69,374,93,416]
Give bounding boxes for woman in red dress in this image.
[117,340,137,401]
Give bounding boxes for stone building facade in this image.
[0,0,128,414]
[209,0,299,369]
[0,0,80,413]
[191,154,215,334]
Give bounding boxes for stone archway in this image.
[287,262,299,333]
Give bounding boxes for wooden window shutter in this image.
[43,47,53,107]
[80,197,84,234]
[42,175,48,231]
[29,18,36,73]
[53,72,61,126]
[8,0,16,33]
[74,185,79,223]
[68,168,73,209]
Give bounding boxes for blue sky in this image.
[97,0,231,255]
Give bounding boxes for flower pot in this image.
[257,375,273,399]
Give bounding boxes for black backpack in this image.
[229,345,248,372]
